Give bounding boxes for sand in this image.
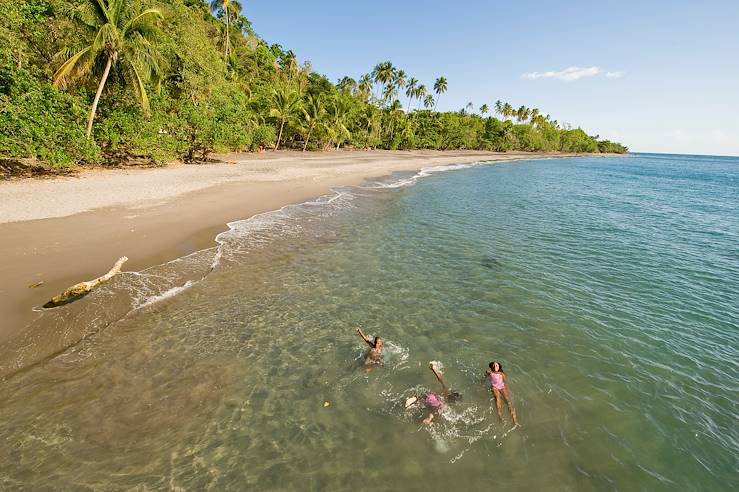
[0,150,578,343]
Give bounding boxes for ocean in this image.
[0,153,737,490]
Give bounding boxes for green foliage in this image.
[0,0,627,170]
[560,128,599,153]
[0,65,99,167]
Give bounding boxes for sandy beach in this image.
[0,150,579,344]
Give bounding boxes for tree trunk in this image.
[434,96,439,112]
[86,54,113,138]
[275,120,285,150]
[44,257,128,308]
[302,122,314,152]
[225,10,230,58]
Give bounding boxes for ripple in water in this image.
[0,154,737,490]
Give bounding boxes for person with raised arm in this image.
[405,361,461,425]
[356,327,383,364]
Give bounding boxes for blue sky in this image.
[246,1,739,155]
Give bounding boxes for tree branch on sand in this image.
[43,257,128,308]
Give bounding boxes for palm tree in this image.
[433,76,447,111]
[480,103,489,115]
[423,94,434,109]
[281,49,298,80]
[325,94,351,149]
[465,102,474,113]
[53,0,163,138]
[270,86,302,150]
[415,84,427,110]
[372,61,395,104]
[502,102,513,121]
[529,108,540,127]
[358,73,372,100]
[301,93,324,151]
[494,100,503,117]
[393,69,406,92]
[405,77,418,112]
[382,82,398,102]
[211,0,240,58]
[516,105,529,123]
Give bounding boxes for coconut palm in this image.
[529,108,540,126]
[337,76,357,94]
[281,49,298,80]
[423,94,434,109]
[516,105,529,123]
[358,73,372,100]
[393,69,406,92]
[502,102,513,121]
[211,0,241,58]
[53,0,163,138]
[480,103,489,115]
[325,94,351,149]
[405,77,418,111]
[433,76,447,110]
[494,100,503,117]
[270,86,302,150]
[415,84,427,110]
[382,82,398,102]
[301,93,324,151]
[372,61,395,103]
[465,102,473,113]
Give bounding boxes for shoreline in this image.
[0,150,595,344]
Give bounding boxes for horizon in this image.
[247,0,739,157]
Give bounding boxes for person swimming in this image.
[487,361,519,425]
[356,327,383,364]
[405,361,461,425]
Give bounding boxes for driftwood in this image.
[43,257,128,308]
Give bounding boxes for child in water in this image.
[487,361,519,425]
[356,327,382,364]
[405,361,461,425]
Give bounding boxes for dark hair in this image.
[373,336,381,348]
[488,361,504,373]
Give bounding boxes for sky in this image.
[246,1,739,156]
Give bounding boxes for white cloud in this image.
[521,66,602,81]
[521,66,625,81]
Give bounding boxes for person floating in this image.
[487,361,519,426]
[356,327,383,365]
[405,361,461,425]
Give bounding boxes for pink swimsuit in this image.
[488,372,505,390]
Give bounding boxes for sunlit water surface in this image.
[1,154,737,491]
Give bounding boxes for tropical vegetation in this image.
[0,0,627,169]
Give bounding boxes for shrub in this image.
[0,66,99,167]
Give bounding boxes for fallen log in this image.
[43,257,128,308]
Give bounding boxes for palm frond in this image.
[53,46,93,88]
[123,8,163,37]
[123,59,151,114]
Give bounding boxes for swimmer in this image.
[356,327,382,364]
[486,361,518,425]
[405,361,461,425]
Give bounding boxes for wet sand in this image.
[0,150,579,343]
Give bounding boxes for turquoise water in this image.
[0,154,737,490]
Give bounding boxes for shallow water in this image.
[1,154,738,490]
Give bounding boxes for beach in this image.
[0,153,735,489]
[0,150,577,345]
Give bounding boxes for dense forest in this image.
[0,0,628,168]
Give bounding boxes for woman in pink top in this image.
[487,361,519,425]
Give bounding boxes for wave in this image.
[0,159,492,380]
